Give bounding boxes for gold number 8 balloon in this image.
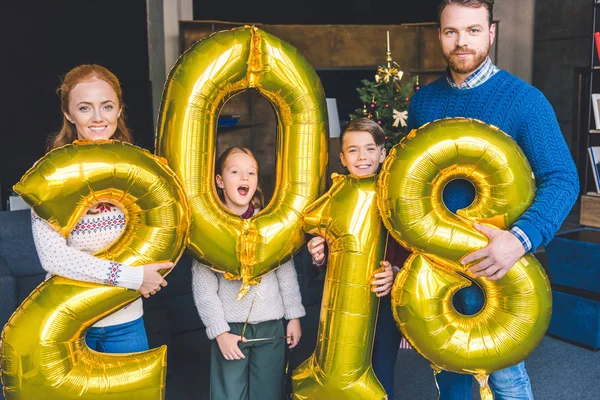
[378,118,552,398]
[1,140,190,399]
[155,26,328,297]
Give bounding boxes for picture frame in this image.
[593,93,600,130]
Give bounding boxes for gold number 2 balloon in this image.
[292,174,387,400]
[378,118,552,396]
[1,140,190,399]
[155,26,328,296]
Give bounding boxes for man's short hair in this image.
[340,117,386,148]
[437,0,495,27]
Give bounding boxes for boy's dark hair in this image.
[437,0,494,27]
[340,117,386,148]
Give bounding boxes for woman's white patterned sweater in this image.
[31,204,144,327]
[192,258,306,340]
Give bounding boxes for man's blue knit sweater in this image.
[407,70,579,251]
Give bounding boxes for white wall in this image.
[146,0,193,130]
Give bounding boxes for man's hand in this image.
[372,261,394,297]
[215,332,248,360]
[307,236,326,264]
[461,223,526,281]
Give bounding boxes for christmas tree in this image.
[349,32,420,151]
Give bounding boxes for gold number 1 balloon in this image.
[378,118,552,397]
[156,25,328,296]
[292,174,387,400]
[1,140,190,399]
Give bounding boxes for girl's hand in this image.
[139,262,173,298]
[216,332,248,360]
[307,236,326,264]
[372,261,394,297]
[287,318,302,349]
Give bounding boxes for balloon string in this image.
[240,289,284,342]
[432,365,442,400]
[285,347,293,376]
[238,285,293,390]
[384,232,389,260]
[237,283,251,300]
[245,335,291,342]
[475,374,494,400]
[240,291,258,339]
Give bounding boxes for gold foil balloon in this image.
[378,118,552,396]
[292,174,387,400]
[155,26,328,295]
[1,140,190,399]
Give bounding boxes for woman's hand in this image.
[371,261,394,297]
[216,332,248,360]
[286,318,302,349]
[139,262,173,298]
[307,236,326,264]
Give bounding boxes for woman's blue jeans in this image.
[85,317,149,353]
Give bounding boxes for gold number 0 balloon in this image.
[156,26,328,295]
[1,140,190,399]
[378,118,552,396]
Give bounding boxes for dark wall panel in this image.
[192,0,439,25]
[533,0,593,194]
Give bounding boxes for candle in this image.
[387,31,390,52]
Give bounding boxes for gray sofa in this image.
[0,209,322,399]
[0,210,47,331]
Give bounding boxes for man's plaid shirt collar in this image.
[446,56,499,89]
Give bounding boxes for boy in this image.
[307,117,409,397]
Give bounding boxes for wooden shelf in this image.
[590,129,600,134]
[580,194,600,228]
[217,123,259,132]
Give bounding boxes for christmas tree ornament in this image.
[413,75,421,91]
[375,31,404,88]
[392,109,408,128]
[351,31,417,151]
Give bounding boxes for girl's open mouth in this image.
[238,185,249,196]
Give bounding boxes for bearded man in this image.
[406,1,579,399]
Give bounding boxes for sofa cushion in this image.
[0,273,17,328]
[547,289,600,349]
[0,210,45,278]
[545,228,600,294]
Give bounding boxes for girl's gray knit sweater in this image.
[192,258,306,339]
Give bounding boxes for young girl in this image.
[192,147,305,400]
[31,64,171,353]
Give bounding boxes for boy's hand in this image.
[372,261,394,297]
[307,236,326,264]
[287,318,302,349]
[215,332,248,360]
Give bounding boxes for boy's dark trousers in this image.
[210,320,285,400]
[373,294,402,395]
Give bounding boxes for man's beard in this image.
[443,45,489,75]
